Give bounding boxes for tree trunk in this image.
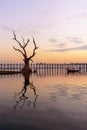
[22,58,32,72]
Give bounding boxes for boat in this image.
[67,68,81,73]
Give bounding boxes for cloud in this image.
[45,45,87,52]
[55,43,66,47]
[2,26,13,32]
[49,36,83,46]
[67,11,87,21]
[49,38,58,43]
[80,12,87,17]
[67,37,83,44]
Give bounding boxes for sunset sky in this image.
[1,0,87,63]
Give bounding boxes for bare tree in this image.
[12,32,38,72]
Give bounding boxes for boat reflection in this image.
[0,67,87,79]
[13,73,38,110]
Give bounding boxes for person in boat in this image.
[67,67,81,73]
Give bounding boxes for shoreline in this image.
[0,71,22,74]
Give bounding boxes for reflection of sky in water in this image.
[0,73,87,129]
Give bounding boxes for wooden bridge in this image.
[0,63,87,77]
[0,63,87,71]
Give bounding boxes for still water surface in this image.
[0,70,87,130]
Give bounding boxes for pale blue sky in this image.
[0,0,87,63]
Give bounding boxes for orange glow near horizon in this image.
[1,48,87,63]
[0,33,87,63]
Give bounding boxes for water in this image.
[0,70,87,130]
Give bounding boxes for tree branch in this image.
[13,31,24,49]
[28,36,38,60]
[24,39,30,48]
[12,31,28,58]
[13,46,25,57]
[21,36,30,48]
[21,36,25,45]
[12,32,38,62]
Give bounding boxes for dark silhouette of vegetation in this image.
[14,73,38,110]
[12,31,38,72]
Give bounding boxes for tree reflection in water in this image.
[14,73,38,110]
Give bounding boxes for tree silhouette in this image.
[12,31,38,72]
[14,73,38,110]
